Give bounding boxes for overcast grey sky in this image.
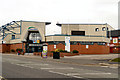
[0,0,119,35]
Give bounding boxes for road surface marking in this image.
[109,67,118,69]
[66,73,80,76]
[49,71,66,75]
[16,64,34,68]
[49,71,84,79]
[28,64,49,66]
[41,67,74,70]
[85,73,111,75]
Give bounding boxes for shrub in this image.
[16,48,22,52]
[51,49,68,53]
[59,49,64,52]
[11,49,15,52]
[111,58,120,62]
[51,51,55,53]
[54,49,60,52]
[72,50,79,53]
[59,49,68,53]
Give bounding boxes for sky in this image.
[0,0,119,35]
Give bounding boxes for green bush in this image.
[72,50,79,53]
[60,49,63,52]
[51,51,55,53]
[51,49,68,53]
[111,58,120,62]
[59,49,68,53]
[11,49,15,52]
[16,48,22,52]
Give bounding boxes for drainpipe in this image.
[2,29,4,44]
[20,20,22,35]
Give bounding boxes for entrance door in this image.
[34,46,38,52]
[25,31,42,53]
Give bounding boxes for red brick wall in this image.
[71,43,109,54]
[0,43,25,53]
[0,44,10,53]
[10,43,25,52]
[48,43,109,54]
[48,43,65,52]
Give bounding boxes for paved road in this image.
[1,54,119,80]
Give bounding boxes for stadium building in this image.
[0,20,114,54]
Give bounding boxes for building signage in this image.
[28,27,38,31]
[29,44,43,46]
[65,36,70,52]
[54,45,56,49]
[33,40,40,43]
[113,38,118,43]
[86,45,89,49]
[109,44,115,47]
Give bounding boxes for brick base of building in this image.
[0,43,25,53]
[1,43,110,54]
[48,43,110,54]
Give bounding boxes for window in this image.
[97,42,105,45]
[12,35,15,39]
[71,31,85,36]
[102,27,106,31]
[95,28,99,32]
[106,27,109,31]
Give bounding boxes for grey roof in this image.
[16,20,51,25]
[56,23,107,26]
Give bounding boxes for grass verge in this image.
[110,58,120,62]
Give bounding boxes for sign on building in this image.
[28,27,38,31]
[113,38,118,43]
[54,45,56,49]
[65,36,70,52]
[86,45,89,49]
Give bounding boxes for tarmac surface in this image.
[1,53,119,80]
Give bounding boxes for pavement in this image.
[1,53,119,80]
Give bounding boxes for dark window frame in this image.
[71,31,85,36]
[102,27,106,31]
[95,28,99,32]
[12,35,15,40]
